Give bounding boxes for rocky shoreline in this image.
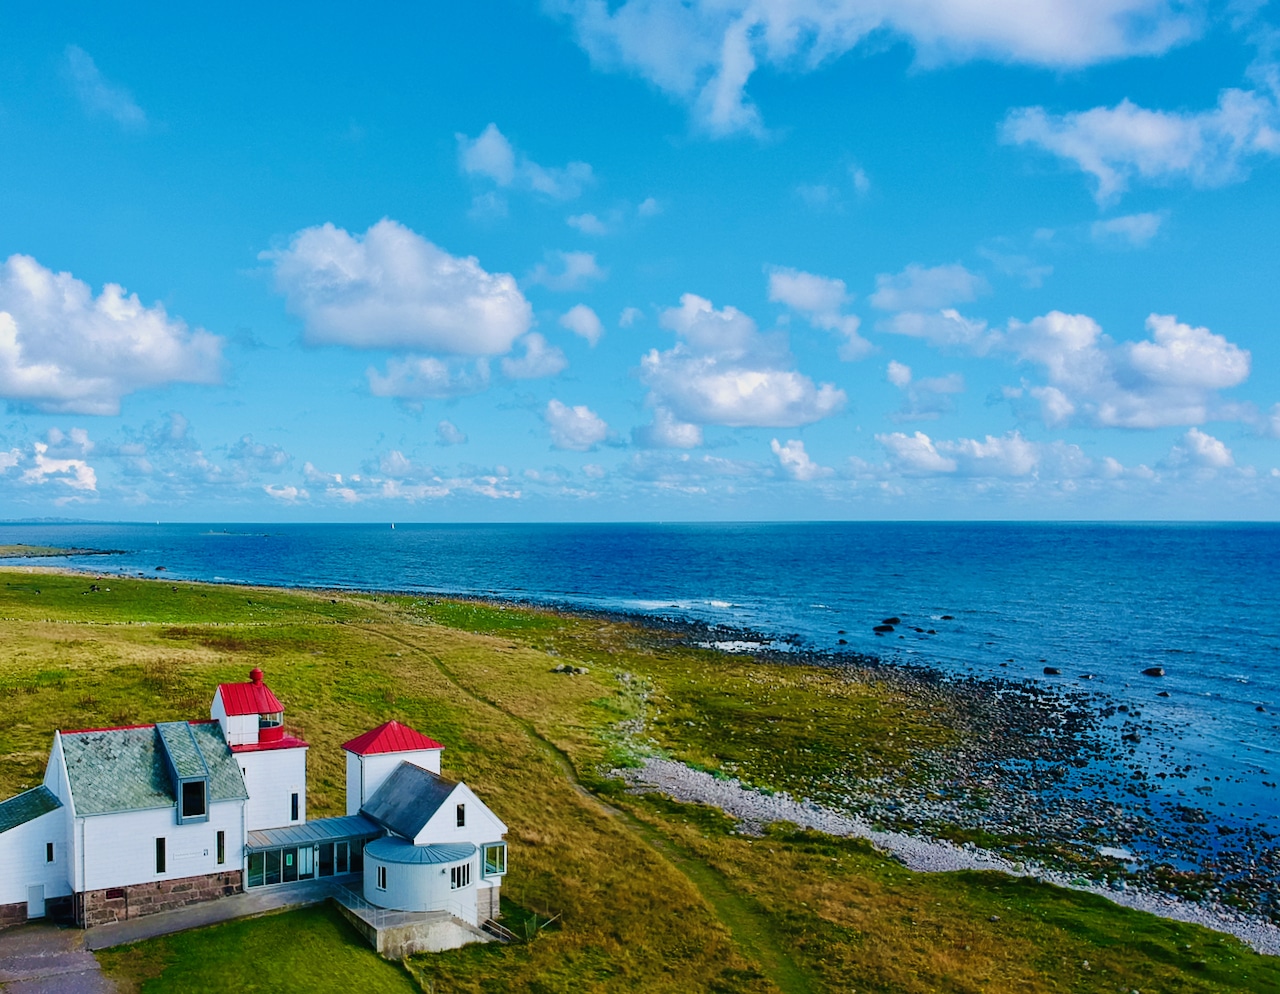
[617,757,1280,956]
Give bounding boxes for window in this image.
[265,849,281,885]
[335,841,349,875]
[376,865,387,890]
[450,862,471,890]
[456,803,466,828]
[283,847,298,883]
[248,852,265,887]
[45,842,54,863]
[482,843,506,878]
[155,838,166,874]
[180,780,206,820]
[318,843,334,877]
[291,792,299,821]
[216,831,225,865]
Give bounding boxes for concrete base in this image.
[333,899,493,959]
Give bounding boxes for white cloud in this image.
[559,304,604,346]
[1166,426,1235,469]
[64,45,146,129]
[264,484,308,502]
[850,165,871,195]
[0,254,222,415]
[877,431,957,475]
[637,197,662,217]
[878,429,1090,478]
[881,309,994,350]
[641,293,846,428]
[567,212,609,235]
[1004,311,1251,428]
[870,262,989,311]
[22,441,97,491]
[527,250,608,291]
[228,435,291,471]
[500,333,568,379]
[546,399,610,450]
[367,357,492,399]
[633,407,704,448]
[0,449,20,472]
[771,438,833,480]
[264,220,532,355]
[885,362,964,421]
[457,123,594,200]
[547,0,1193,136]
[887,360,913,388]
[1091,212,1165,246]
[619,306,644,327]
[1002,89,1280,203]
[436,420,468,446]
[767,266,871,360]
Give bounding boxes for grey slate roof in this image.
[247,814,382,851]
[61,722,248,816]
[365,836,474,865]
[361,762,458,840]
[0,785,61,834]
[157,721,209,780]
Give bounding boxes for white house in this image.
[0,668,508,932]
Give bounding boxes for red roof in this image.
[231,735,309,754]
[341,720,443,756]
[217,668,285,716]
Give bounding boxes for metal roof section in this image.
[0,785,62,834]
[216,667,285,717]
[360,761,458,839]
[157,721,210,781]
[229,734,309,755]
[365,836,475,865]
[341,720,443,756]
[247,814,381,851]
[61,723,247,816]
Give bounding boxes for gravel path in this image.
[618,757,1280,957]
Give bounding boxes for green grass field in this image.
[1,567,1276,993]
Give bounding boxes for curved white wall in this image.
[363,852,478,925]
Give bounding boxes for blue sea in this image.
[4,520,1278,847]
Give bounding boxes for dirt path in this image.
[368,624,816,994]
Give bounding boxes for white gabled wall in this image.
[347,748,441,816]
[78,799,243,892]
[236,748,307,831]
[0,806,72,907]
[411,782,507,848]
[211,691,258,746]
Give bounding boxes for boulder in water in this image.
[882,616,902,626]
[873,624,895,633]
[1141,667,1165,677]
[1043,667,1061,675]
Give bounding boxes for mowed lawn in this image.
[2,568,1277,994]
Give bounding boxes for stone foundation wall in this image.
[78,870,242,928]
[0,901,27,930]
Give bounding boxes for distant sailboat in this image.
[391,522,395,530]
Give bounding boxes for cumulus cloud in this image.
[559,304,604,345]
[1003,311,1250,428]
[870,262,989,312]
[0,254,222,415]
[567,212,609,235]
[547,0,1192,136]
[619,306,644,327]
[64,45,146,129]
[767,267,871,360]
[877,429,1092,478]
[885,361,964,421]
[264,219,532,354]
[228,435,290,471]
[367,357,492,399]
[1002,89,1280,203]
[436,420,468,446]
[880,309,994,350]
[546,399,610,450]
[1165,426,1235,470]
[21,440,98,491]
[264,484,308,502]
[640,294,845,429]
[632,407,704,449]
[1091,211,1165,246]
[500,333,568,379]
[300,457,521,504]
[527,250,608,291]
[771,438,833,480]
[457,123,594,200]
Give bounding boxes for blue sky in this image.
[1,0,1278,521]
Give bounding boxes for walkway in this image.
[0,922,114,994]
[83,874,359,951]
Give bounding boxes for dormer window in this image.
[181,780,207,820]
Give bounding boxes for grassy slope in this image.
[0,569,1275,994]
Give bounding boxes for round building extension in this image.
[363,837,477,916]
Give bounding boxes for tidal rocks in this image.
[874,624,895,633]
[1142,667,1166,678]
[1157,691,1171,697]
[552,663,590,675]
[882,616,902,625]
[1044,667,1062,676]
[941,615,955,621]
[1122,732,1142,744]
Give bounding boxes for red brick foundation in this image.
[77,870,243,927]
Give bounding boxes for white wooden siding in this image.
[348,749,441,815]
[237,748,307,830]
[211,692,258,746]
[411,782,507,848]
[76,799,244,892]
[0,807,72,906]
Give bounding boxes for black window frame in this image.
[456,803,465,827]
[155,837,166,874]
[291,792,299,821]
[376,865,387,890]
[45,841,54,863]
[180,779,207,821]
[216,830,225,865]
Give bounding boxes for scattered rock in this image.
[1122,732,1141,744]
[1157,691,1171,697]
[1043,667,1062,676]
[882,616,902,626]
[941,615,955,621]
[988,914,1001,922]
[873,624,895,633]
[551,663,590,675]
[1142,667,1166,677]
[838,639,848,645]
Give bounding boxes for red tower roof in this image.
[216,667,285,716]
[341,720,443,756]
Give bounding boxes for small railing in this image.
[481,918,517,943]
[331,886,476,932]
